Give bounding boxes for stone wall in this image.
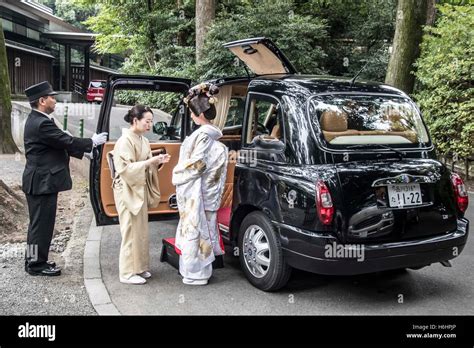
[10,101,90,179]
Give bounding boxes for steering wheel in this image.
[256,121,268,135]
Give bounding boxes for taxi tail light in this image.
[451,173,468,213]
[316,181,334,225]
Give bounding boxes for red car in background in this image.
[86,80,106,103]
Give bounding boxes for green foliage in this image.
[201,0,396,81]
[78,0,196,110]
[414,5,474,158]
[114,90,182,112]
[55,0,97,30]
[197,0,328,80]
[38,0,97,30]
[438,0,474,4]
[80,0,398,85]
[197,0,396,81]
[304,0,397,81]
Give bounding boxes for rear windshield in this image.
[309,94,430,148]
[90,81,106,88]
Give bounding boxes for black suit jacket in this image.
[22,109,94,195]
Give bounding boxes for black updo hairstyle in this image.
[183,83,219,120]
[124,104,153,124]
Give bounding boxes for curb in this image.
[83,218,121,315]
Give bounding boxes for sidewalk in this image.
[89,218,264,315]
[91,201,474,316]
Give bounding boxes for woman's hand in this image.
[156,154,171,164]
[146,154,171,167]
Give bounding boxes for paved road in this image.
[57,103,172,140]
[100,194,474,315]
[13,101,171,141]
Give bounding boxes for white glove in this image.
[83,150,93,160]
[92,132,108,147]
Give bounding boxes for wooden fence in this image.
[441,156,474,180]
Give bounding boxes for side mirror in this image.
[153,121,168,135]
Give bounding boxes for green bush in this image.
[197,0,328,80]
[414,5,474,159]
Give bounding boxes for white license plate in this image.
[387,183,422,208]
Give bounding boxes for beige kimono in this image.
[112,128,161,279]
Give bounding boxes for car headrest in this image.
[384,110,402,122]
[384,110,406,131]
[320,110,348,132]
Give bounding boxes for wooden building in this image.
[1,0,121,99]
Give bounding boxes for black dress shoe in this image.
[27,266,61,277]
[25,261,57,271]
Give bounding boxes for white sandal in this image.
[137,271,151,279]
[182,278,208,285]
[120,275,146,285]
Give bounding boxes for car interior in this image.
[99,88,184,218]
[98,80,284,226]
[320,109,418,144]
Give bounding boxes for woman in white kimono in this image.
[173,83,228,285]
[112,105,171,285]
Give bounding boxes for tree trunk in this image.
[0,21,19,154]
[426,0,437,26]
[195,0,215,63]
[146,0,158,69]
[177,0,186,46]
[385,0,429,94]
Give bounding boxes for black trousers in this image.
[25,193,58,271]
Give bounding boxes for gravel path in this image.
[1,153,25,187]
[0,154,96,315]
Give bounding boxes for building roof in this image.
[42,32,98,46]
[90,63,119,74]
[71,62,120,74]
[5,39,55,58]
[1,0,87,33]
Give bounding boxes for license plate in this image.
[387,183,422,208]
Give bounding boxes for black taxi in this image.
[90,37,469,291]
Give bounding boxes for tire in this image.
[238,211,292,291]
[378,268,408,275]
[407,265,429,270]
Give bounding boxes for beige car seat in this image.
[321,109,417,143]
[382,110,417,142]
[320,110,358,142]
[270,122,281,139]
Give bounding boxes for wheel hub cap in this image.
[243,224,271,278]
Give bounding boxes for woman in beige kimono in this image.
[112,105,171,285]
[173,83,228,286]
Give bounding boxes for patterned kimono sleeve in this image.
[172,133,213,186]
[113,137,147,189]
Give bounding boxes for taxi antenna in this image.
[350,61,369,87]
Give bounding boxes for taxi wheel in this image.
[238,211,292,291]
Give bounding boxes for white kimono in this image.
[172,124,228,280]
[112,128,161,279]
